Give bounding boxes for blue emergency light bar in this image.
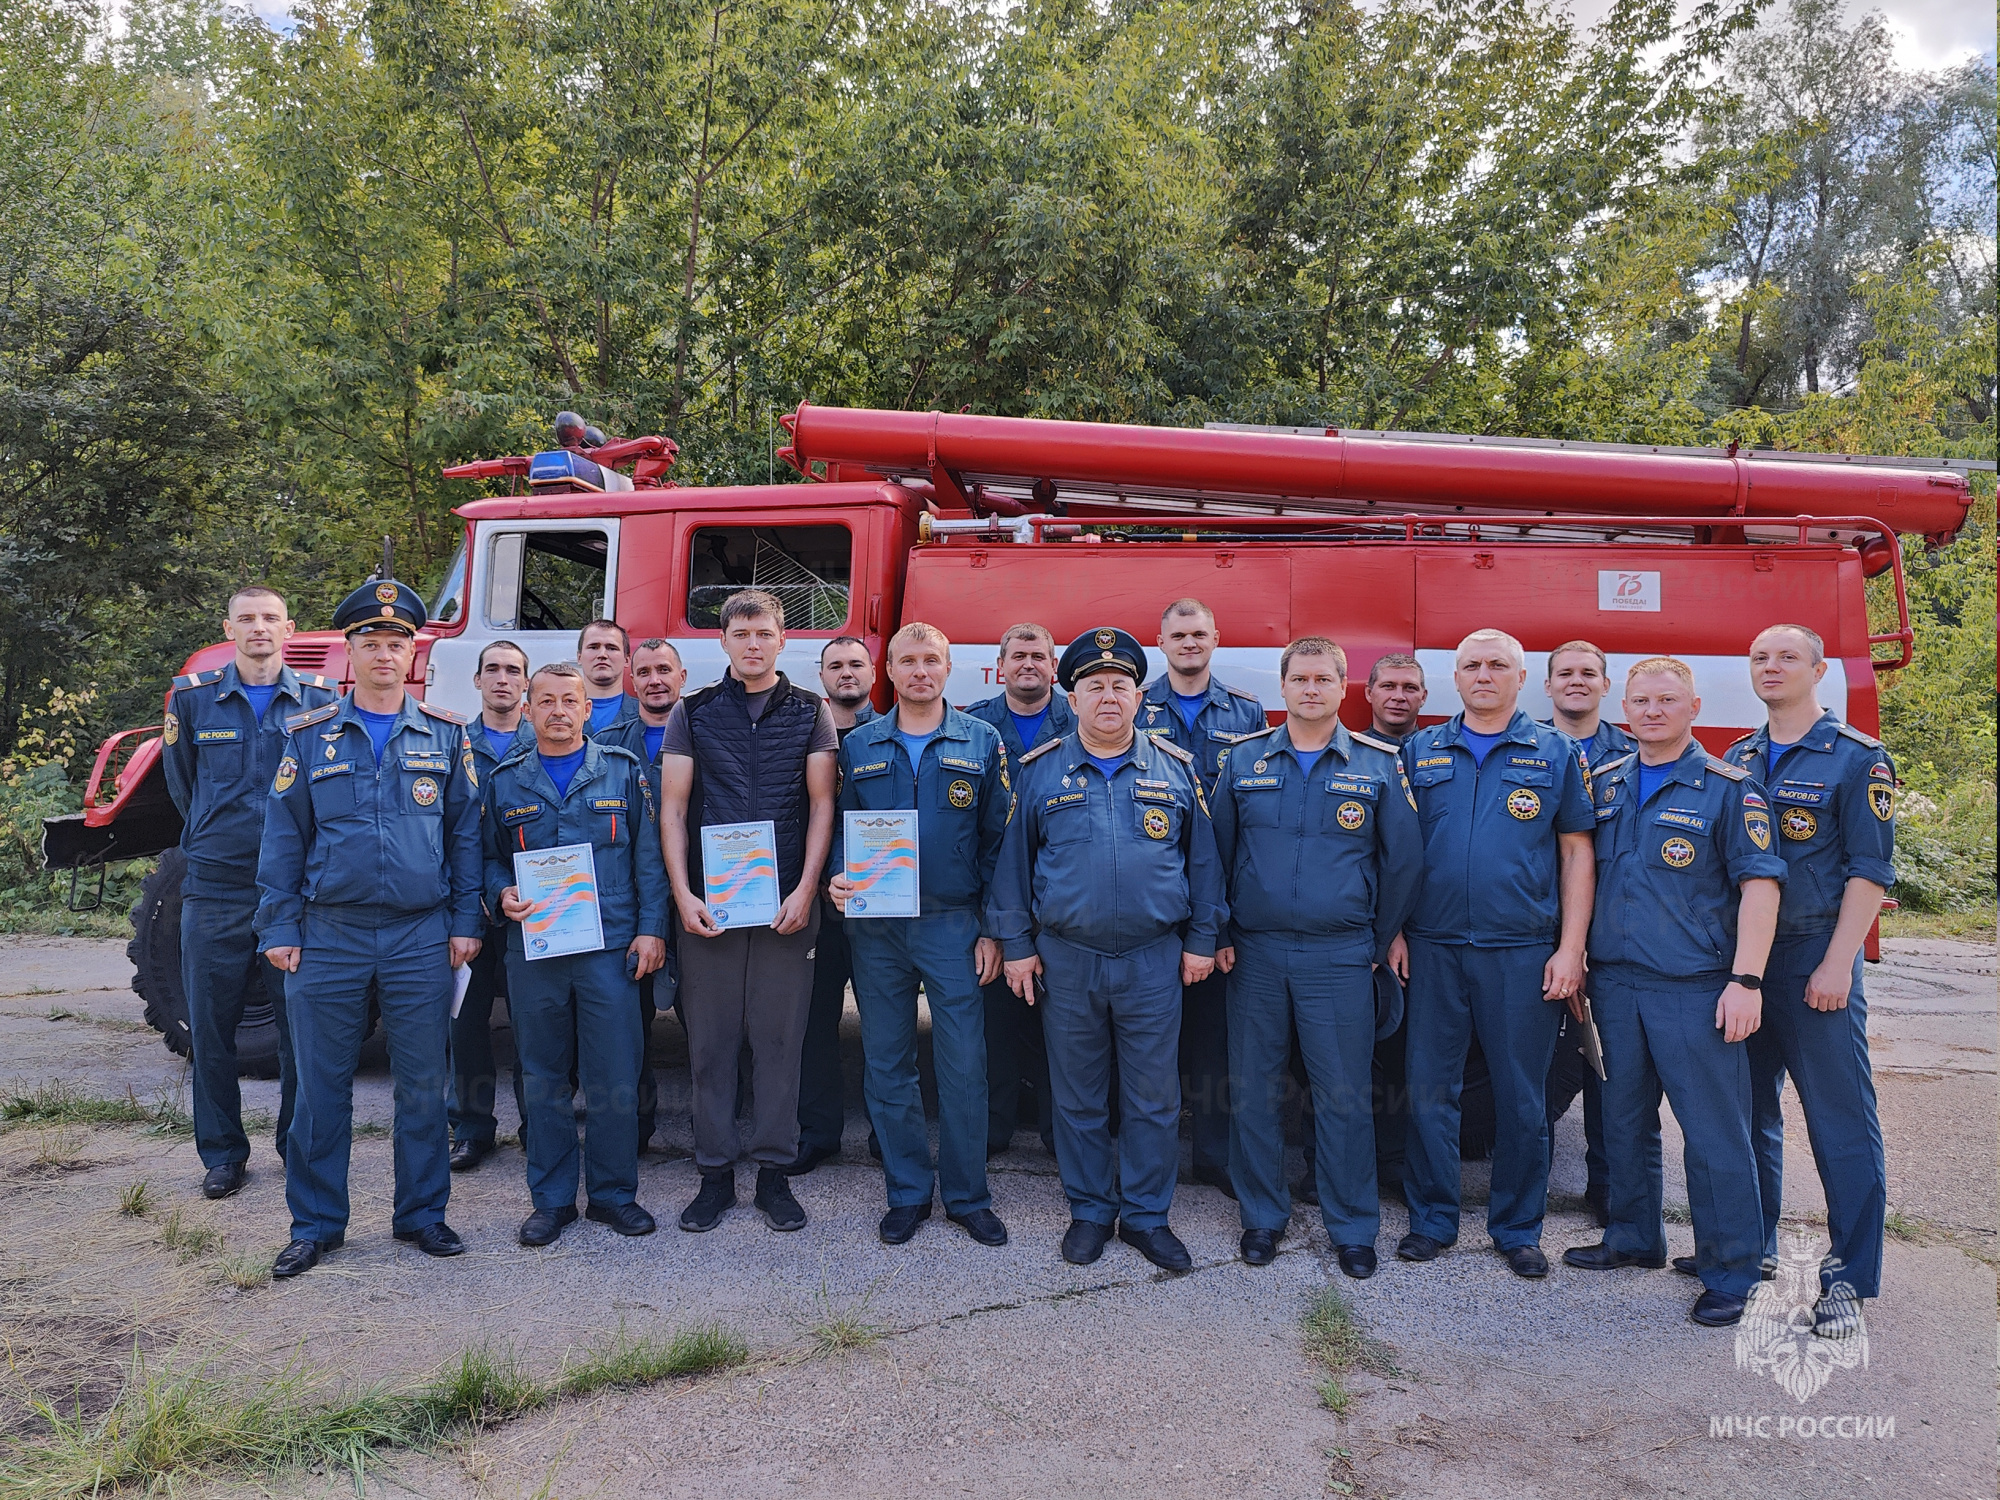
[529,450,609,490]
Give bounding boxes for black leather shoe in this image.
[1336,1244,1378,1280]
[1500,1244,1549,1279]
[1192,1163,1239,1201]
[1396,1232,1449,1262]
[394,1222,465,1257]
[680,1171,736,1232]
[781,1142,837,1177]
[1239,1228,1282,1266]
[1061,1218,1113,1265]
[201,1161,247,1200]
[754,1167,806,1231]
[272,1237,336,1278]
[1292,1174,1320,1206]
[879,1202,933,1244]
[949,1208,1009,1246]
[449,1139,491,1173]
[1812,1294,1864,1340]
[1693,1289,1749,1327]
[1563,1242,1665,1270]
[1119,1223,1193,1272]
[586,1201,657,1236]
[1675,1254,1776,1281]
[1584,1185,1611,1229]
[519,1206,578,1246]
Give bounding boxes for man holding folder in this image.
[829,624,1013,1247]
[484,662,669,1248]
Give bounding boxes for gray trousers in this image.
[677,906,821,1172]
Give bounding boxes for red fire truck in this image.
[42,406,1977,1076]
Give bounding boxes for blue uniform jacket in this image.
[1400,710,1596,947]
[1543,717,1637,771]
[481,738,669,954]
[988,732,1226,961]
[592,713,663,804]
[1586,742,1788,979]
[161,662,338,893]
[1138,674,1269,791]
[1724,711,1896,939]
[254,696,485,949]
[965,690,1076,763]
[1211,722,1423,963]
[586,694,641,741]
[836,708,1012,922]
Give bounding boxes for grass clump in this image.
[32,1123,86,1169]
[159,1207,222,1261]
[795,1272,891,1358]
[1301,1286,1398,1420]
[119,1179,153,1217]
[1,1079,189,1136]
[217,1252,271,1290]
[558,1323,747,1397]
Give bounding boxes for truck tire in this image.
[126,849,283,1079]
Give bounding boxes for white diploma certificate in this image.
[512,843,606,959]
[842,810,920,918]
[701,820,781,929]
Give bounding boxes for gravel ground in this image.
[0,933,1991,1498]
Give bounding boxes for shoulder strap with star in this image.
[1150,737,1195,765]
[1596,752,1636,777]
[1835,722,1882,751]
[1705,755,1748,782]
[419,701,467,726]
[1724,731,1757,756]
[1224,685,1263,704]
[1350,730,1400,756]
[1019,738,1065,765]
[284,702,340,734]
[1225,725,1277,744]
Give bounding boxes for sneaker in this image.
[754,1167,807,1232]
[679,1170,736,1233]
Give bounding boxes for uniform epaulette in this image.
[1705,755,1748,782]
[172,669,221,691]
[1224,685,1263,703]
[1835,722,1882,750]
[299,673,335,689]
[1349,730,1400,755]
[284,702,340,733]
[1019,739,1065,764]
[1151,738,1196,766]
[1226,726,1278,744]
[419,701,467,725]
[1597,753,1636,776]
[597,742,640,764]
[1724,731,1757,752]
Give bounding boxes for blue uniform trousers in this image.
[984,977,1055,1152]
[1594,969,1764,1296]
[1405,939,1562,1249]
[798,913,853,1156]
[283,907,452,1243]
[183,892,296,1169]
[849,909,991,1215]
[448,922,528,1151]
[506,946,643,1211]
[1180,970,1230,1177]
[1227,936,1377,1243]
[1749,938,1885,1298]
[1037,931,1182,1229]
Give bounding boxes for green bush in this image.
[0,759,153,936]
[1889,780,1997,915]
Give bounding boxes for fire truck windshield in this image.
[429,542,467,625]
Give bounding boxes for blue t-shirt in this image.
[1459,727,1504,767]
[1292,744,1328,781]
[589,694,626,733]
[1766,741,1797,784]
[643,723,667,764]
[1636,759,1674,808]
[355,707,400,763]
[897,726,939,774]
[240,682,279,723]
[1085,751,1129,780]
[541,746,587,798]
[1171,691,1207,732]
[1009,705,1051,749]
[480,722,518,761]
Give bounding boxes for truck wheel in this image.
[126,850,282,1079]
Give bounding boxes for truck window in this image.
[485,529,610,632]
[429,541,467,625]
[687,525,851,631]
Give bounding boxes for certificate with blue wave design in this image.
[842,810,919,919]
[513,843,605,959]
[701,820,781,929]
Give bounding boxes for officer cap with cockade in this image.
[333,578,428,637]
[1057,627,1147,690]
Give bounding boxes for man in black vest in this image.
[660,590,839,1233]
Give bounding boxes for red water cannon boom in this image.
[778,403,1976,555]
[443,416,679,492]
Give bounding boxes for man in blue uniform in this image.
[1540,639,1637,1228]
[256,579,484,1277]
[579,619,639,737]
[1393,628,1596,1278]
[1211,637,1421,1278]
[1139,599,1267,1197]
[828,624,1013,1245]
[966,622,1075,1156]
[785,636,877,1175]
[450,640,531,1171]
[1560,658,1784,1328]
[991,627,1227,1271]
[485,663,670,1247]
[161,585,337,1198]
[595,638,686,1153]
[1725,624,1895,1338]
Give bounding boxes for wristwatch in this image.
[1730,973,1764,991]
